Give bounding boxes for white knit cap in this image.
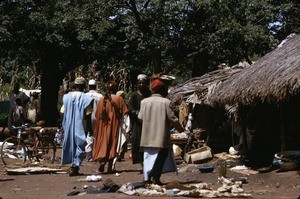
[88,79,96,85]
[137,74,147,81]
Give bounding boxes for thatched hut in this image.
[169,63,248,153]
[208,34,300,167]
[170,63,246,106]
[211,33,300,106]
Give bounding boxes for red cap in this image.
[150,79,164,92]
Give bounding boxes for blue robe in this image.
[61,92,93,167]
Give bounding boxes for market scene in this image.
[0,1,300,199]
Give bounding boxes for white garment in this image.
[113,114,131,169]
[143,147,177,181]
[85,90,103,131]
[116,114,131,154]
[85,90,103,159]
[85,132,94,153]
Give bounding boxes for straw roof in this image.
[169,64,246,105]
[209,33,300,106]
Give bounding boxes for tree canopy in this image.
[0,0,299,124]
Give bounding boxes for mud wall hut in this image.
[208,34,300,167]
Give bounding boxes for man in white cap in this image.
[61,76,93,176]
[85,79,103,161]
[128,74,152,168]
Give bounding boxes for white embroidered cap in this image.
[137,74,147,81]
[88,79,96,85]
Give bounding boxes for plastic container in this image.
[55,129,63,145]
[20,148,25,158]
[165,188,180,195]
[198,166,214,173]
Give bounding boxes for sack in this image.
[27,108,37,123]
[184,146,213,164]
[172,144,182,157]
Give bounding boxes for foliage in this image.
[1,0,299,83]
[0,0,299,124]
[0,113,8,121]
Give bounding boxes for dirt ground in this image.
[0,129,299,199]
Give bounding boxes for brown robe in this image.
[93,95,128,161]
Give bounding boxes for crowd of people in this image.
[8,73,185,185]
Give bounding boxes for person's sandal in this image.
[151,179,163,186]
[106,168,117,174]
[69,167,81,177]
[98,164,105,172]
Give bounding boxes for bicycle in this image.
[0,124,57,166]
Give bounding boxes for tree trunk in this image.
[192,52,209,77]
[152,47,162,74]
[40,59,61,126]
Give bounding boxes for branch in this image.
[124,0,153,36]
[144,0,151,10]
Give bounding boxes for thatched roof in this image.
[169,64,246,105]
[209,34,300,107]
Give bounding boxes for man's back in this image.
[86,90,103,130]
[139,94,172,148]
[85,90,103,112]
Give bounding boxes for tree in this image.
[109,0,277,77]
[111,0,299,77]
[269,0,300,40]
[1,0,299,125]
[0,0,124,125]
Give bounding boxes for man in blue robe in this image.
[61,76,93,176]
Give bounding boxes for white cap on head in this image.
[88,79,96,86]
[137,74,147,81]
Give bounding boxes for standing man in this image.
[93,81,128,173]
[61,77,93,176]
[85,79,103,161]
[8,82,30,131]
[128,74,152,167]
[138,77,184,185]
